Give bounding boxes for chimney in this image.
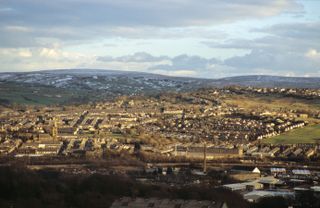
[203,142,207,173]
[52,117,58,141]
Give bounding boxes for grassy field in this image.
[225,94,320,112]
[224,94,320,124]
[264,124,320,144]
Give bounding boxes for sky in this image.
[0,0,319,78]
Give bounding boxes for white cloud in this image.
[0,48,32,58]
[305,49,320,59]
[18,49,32,58]
[0,7,14,12]
[4,25,32,32]
[2,0,301,27]
[97,52,169,63]
[96,52,223,77]
[203,21,320,76]
[0,0,318,78]
[153,69,197,77]
[0,46,94,71]
[39,48,60,58]
[0,0,302,49]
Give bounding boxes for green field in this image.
[264,124,320,144]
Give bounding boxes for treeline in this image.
[1,166,318,208]
[0,166,249,208]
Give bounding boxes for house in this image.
[231,166,261,174]
[292,169,311,176]
[270,168,286,175]
[252,167,261,174]
[244,190,294,203]
[298,114,308,119]
[257,176,284,189]
[223,181,263,192]
[37,133,53,141]
[14,140,62,157]
[306,148,315,158]
[229,166,261,181]
[268,147,280,157]
[175,146,242,159]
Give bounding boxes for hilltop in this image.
[1,69,320,105]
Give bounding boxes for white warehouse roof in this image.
[292,169,311,175]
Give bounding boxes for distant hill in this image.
[1,69,320,105]
[0,69,210,105]
[215,75,320,88]
[0,68,209,91]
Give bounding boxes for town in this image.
[1,86,320,207]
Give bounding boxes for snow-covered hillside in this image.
[2,70,320,92]
[0,69,210,95]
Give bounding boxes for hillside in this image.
[1,69,320,105]
[216,75,320,88]
[0,69,211,105]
